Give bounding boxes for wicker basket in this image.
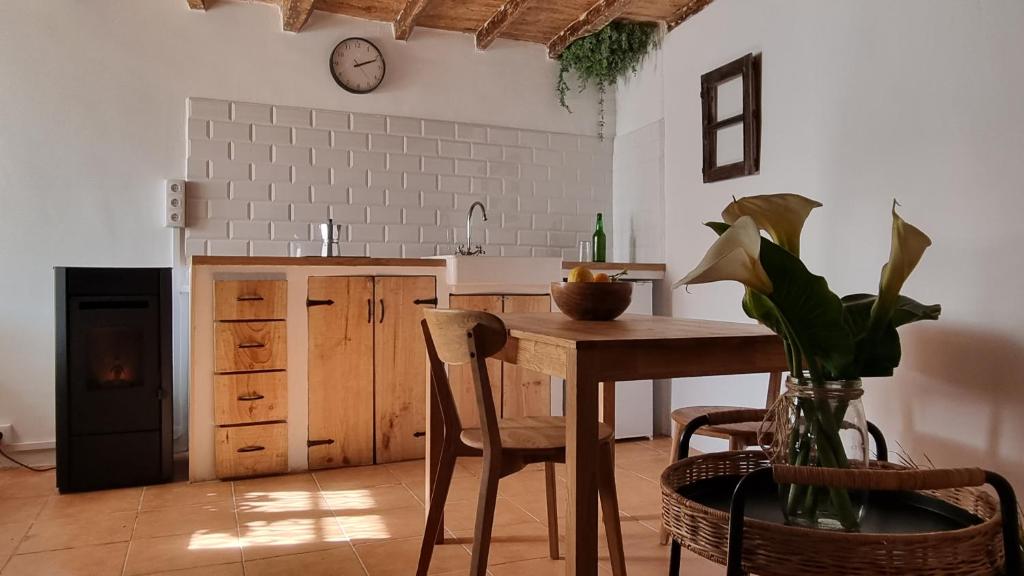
[661,450,1006,576]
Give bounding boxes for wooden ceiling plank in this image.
[281,0,316,33]
[667,0,713,30]
[393,0,433,41]
[546,0,636,58]
[476,0,538,50]
[186,0,207,10]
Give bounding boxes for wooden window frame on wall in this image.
[701,53,762,183]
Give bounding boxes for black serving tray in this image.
[677,473,984,533]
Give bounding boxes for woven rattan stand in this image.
[660,410,1021,576]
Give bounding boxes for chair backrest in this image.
[421,309,508,450]
[765,371,782,408]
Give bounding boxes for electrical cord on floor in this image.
[0,432,56,472]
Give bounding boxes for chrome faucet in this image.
[458,201,488,256]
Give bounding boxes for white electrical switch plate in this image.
[165,179,186,228]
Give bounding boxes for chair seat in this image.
[461,416,615,451]
[670,406,770,442]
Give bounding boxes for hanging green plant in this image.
[557,21,660,139]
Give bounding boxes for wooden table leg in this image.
[565,350,600,576]
[599,381,616,466]
[426,364,445,543]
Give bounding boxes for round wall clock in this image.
[330,38,386,94]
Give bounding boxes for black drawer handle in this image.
[237,342,266,349]
[413,431,426,438]
[237,445,265,453]
[238,393,265,401]
[307,438,336,448]
[413,297,438,306]
[237,295,265,302]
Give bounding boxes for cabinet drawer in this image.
[215,280,287,321]
[214,372,287,425]
[215,423,287,479]
[214,321,286,373]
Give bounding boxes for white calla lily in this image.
[722,193,822,256]
[876,202,932,311]
[673,216,774,295]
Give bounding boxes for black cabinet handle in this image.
[237,295,265,302]
[237,445,265,453]
[413,297,438,306]
[413,431,426,438]
[306,298,334,307]
[237,342,266,349]
[367,298,373,323]
[237,393,265,401]
[307,439,336,447]
[379,299,385,323]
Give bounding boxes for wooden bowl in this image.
[550,281,633,321]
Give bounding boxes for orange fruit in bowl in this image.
[593,273,611,283]
[568,266,594,283]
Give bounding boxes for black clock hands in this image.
[354,58,379,68]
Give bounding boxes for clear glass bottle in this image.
[779,377,869,531]
[592,213,606,262]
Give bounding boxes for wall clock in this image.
[330,38,386,94]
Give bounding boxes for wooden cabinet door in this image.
[502,295,552,418]
[447,295,504,427]
[374,276,437,463]
[307,276,374,469]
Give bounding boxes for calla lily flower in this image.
[673,216,774,295]
[722,193,822,256]
[874,202,932,314]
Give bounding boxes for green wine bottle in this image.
[592,213,607,262]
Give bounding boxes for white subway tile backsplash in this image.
[211,121,252,142]
[351,113,387,133]
[187,99,611,258]
[233,102,273,124]
[274,106,312,127]
[314,110,350,130]
[294,128,331,148]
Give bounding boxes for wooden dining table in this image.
[425,312,787,575]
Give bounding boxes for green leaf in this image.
[708,222,854,377]
[840,293,941,377]
[842,293,941,335]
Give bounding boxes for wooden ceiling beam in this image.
[667,0,713,30]
[546,0,636,58]
[186,0,206,10]
[393,0,432,41]
[281,0,316,33]
[476,0,537,50]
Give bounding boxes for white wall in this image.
[0,0,600,451]
[615,0,1024,483]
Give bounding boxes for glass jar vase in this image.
[779,377,869,531]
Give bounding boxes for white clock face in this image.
[330,38,385,94]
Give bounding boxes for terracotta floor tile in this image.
[0,541,127,576]
[141,481,233,511]
[0,522,30,560]
[337,505,426,545]
[451,520,556,566]
[613,440,662,462]
[442,497,538,532]
[488,556,612,576]
[131,563,244,576]
[36,487,143,521]
[16,510,135,554]
[134,503,237,540]
[0,497,46,525]
[313,465,401,491]
[123,532,241,576]
[321,484,421,514]
[233,473,318,500]
[238,511,349,561]
[243,546,366,576]
[355,536,470,576]
[0,470,58,499]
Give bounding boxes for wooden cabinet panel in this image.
[307,276,374,469]
[214,321,287,373]
[215,280,287,321]
[214,372,287,426]
[501,295,552,418]
[374,276,437,463]
[448,295,503,427]
[215,422,288,479]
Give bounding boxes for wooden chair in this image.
[659,371,782,544]
[417,309,626,576]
